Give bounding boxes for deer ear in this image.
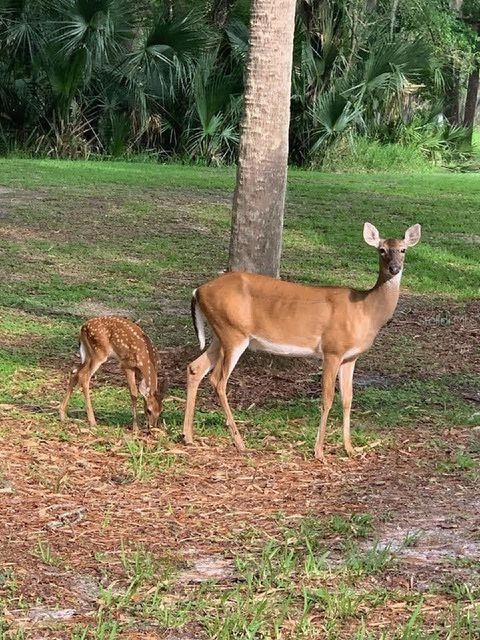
[404,224,421,247]
[363,222,381,248]
[139,379,150,398]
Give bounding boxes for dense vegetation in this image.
[0,0,479,167]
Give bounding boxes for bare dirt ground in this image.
[1,416,478,636]
[3,292,480,634]
[1,295,479,637]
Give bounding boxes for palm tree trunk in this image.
[228,0,297,277]
[463,63,479,143]
[209,0,235,27]
[445,65,461,125]
[463,14,480,144]
[390,0,399,39]
[447,1,463,125]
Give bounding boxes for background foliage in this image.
[0,0,478,167]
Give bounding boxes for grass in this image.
[435,450,479,476]
[58,515,478,640]
[0,158,479,639]
[472,129,480,159]
[321,137,436,173]
[122,436,179,480]
[0,159,477,454]
[0,159,479,318]
[159,374,479,454]
[34,540,63,567]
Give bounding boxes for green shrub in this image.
[320,137,435,173]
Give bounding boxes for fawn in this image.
[59,316,166,431]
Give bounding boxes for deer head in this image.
[139,378,168,428]
[363,222,421,280]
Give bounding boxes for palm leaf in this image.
[53,0,135,74]
[124,10,215,100]
[310,89,361,153]
[0,0,52,64]
[223,17,248,61]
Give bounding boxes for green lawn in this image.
[0,159,479,639]
[0,159,478,312]
[472,129,480,159]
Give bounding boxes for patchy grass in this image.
[0,159,479,639]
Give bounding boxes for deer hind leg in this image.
[59,365,82,421]
[183,340,220,445]
[209,337,249,452]
[338,358,357,456]
[124,368,139,434]
[77,355,106,427]
[314,354,342,462]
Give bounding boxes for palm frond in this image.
[0,0,52,64]
[123,10,215,100]
[52,0,135,75]
[310,89,361,153]
[223,17,248,61]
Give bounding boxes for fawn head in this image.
[363,222,421,279]
[139,379,168,428]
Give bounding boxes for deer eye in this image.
[379,248,386,255]
[401,249,405,254]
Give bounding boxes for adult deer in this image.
[183,223,421,460]
[59,317,167,432]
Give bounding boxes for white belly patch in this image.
[249,335,320,357]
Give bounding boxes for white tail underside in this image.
[193,293,206,351]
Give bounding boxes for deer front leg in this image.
[314,354,341,462]
[78,367,97,427]
[124,368,139,434]
[338,358,357,456]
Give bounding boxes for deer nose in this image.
[389,265,401,275]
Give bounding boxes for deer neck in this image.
[364,270,402,330]
[141,338,159,393]
[143,363,158,394]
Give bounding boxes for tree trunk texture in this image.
[445,66,461,125]
[463,63,479,138]
[389,0,399,39]
[228,0,297,277]
[209,0,235,27]
[446,1,462,125]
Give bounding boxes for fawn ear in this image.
[404,224,421,247]
[363,222,381,248]
[139,379,150,398]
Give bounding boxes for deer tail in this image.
[191,289,206,351]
